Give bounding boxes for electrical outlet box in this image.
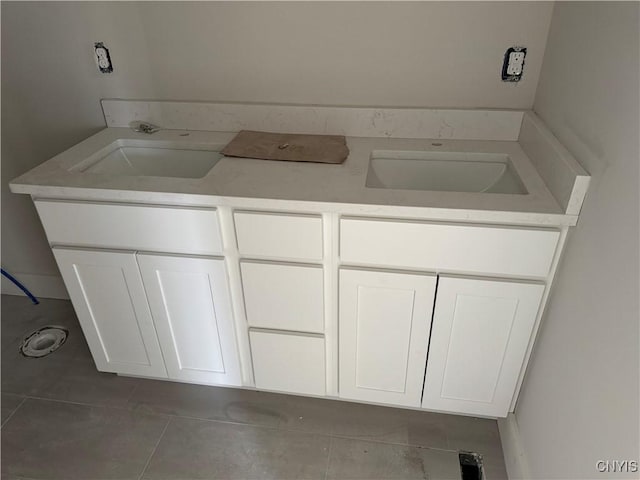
[502,47,526,82]
[94,42,113,74]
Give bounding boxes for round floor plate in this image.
[20,326,68,358]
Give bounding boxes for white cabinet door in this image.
[138,254,242,386]
[339,268,437,407]
[422,276,544,417]
[52,247,167,378]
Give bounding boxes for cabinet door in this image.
[52,248,167,378]
[339,268,437,407]
[422,276,544,417]
[138,254,241,386]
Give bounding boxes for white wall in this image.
[139,2,552,108]
[513,2,639,479]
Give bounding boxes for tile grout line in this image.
[327,433,459,455]
[124,380,142,406]
[137,416,172,480]
[323,435,333,480]
[19,393,199,420]
[20,394,135,410]
[162,413,461,454]
[0,396,27,429]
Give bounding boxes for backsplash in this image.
[101,100,524,141]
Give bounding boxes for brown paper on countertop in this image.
[221,130,349,164]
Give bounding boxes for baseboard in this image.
[498,413,532,480]
[1,273,69,300]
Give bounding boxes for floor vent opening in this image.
[459,452,483,480]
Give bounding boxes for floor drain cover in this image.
[20,326,68,358]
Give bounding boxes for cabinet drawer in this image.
[35,200,223,255]
[250,330,325,396]
[340,217,560,278]
[241,262,324,333]
[234,211,323,261]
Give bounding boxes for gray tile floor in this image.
[1,295,508,480]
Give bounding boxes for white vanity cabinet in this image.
[11,107,587,420]
[339,268,437,407]
[37,198,560,418]
[52,248,168,378]
[422,276,544,417]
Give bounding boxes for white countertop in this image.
[10,127,577,227]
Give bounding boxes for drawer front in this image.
[241,261,324,333]
[234,211,323,261]
[340,218,560,278]
[35,200,223,255]
[250,330,326,396]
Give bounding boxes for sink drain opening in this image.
[20,326,68,358]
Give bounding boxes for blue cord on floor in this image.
[1,268,39,305]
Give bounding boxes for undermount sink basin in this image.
[72,141,223,178]
[366,151,527,194]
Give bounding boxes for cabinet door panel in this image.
[339,268,436,407]
[138,254,241,386]
[52,248,167,378]
[422,276,544,417]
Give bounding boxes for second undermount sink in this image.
[71,141,224,178]
[366,151,528,194]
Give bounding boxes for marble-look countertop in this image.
[10,127,577,227]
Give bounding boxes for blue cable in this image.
[1,269,39,305]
